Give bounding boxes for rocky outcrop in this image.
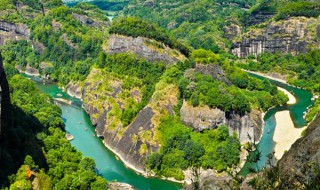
[224,24,241,41]
[277,114,320,188]
[194,64,231,85]
[72,13,109,29]
[231,17,320,57]
[82,68,179,170]
[180,102,263,144]
[105,34,185,64]
[66,82,82,99]
[0,20,30,45]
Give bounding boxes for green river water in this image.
[24,72,314,188]
[23,74,181,190]
[240,73,314,174]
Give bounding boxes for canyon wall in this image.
[231,17,320,57]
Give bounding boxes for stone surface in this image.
[194,64,231,85]
[72,13,109,29]
[180,102,263,144]
[106,34,185,64]
[231,17,320,57]
[277,114,320,188]
[66,82,82,99]
[0,20,30,45]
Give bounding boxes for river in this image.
[23,72,314,185]
[239,73,314,174]
[23,74,182,190]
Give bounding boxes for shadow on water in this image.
[239,73,314,175]
[22,74,182,190]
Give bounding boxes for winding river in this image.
[240,73,314,174]
[23,72,314,187]
[23,74,181,190]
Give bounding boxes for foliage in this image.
[122,0,255,52]
[1,75,108,189]
[190,49,220,64]
[146,115,241,180]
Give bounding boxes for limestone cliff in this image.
[276,114,320,188]
[105,34,185,64]
[0,20,30,45]
[231,17,320,57]
[180,102,263,144]
[82,68,178,170]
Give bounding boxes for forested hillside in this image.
[0,0,320,189]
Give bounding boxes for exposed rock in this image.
[72,13,109,29]
[224,24,241,41]
[231,17,320,57]
[66,82,82,99]
[277,114,320,188]
[194,64,231,85]
[246,10,275,26]
[105,34,185,64]
[25,65,40,76]
[180,102,263,144]
[82,68,179,170]
[0,20,30,45]
[108,182,134,190]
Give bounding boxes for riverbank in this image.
[273,111,305,160]
[277,87,296,104]
[273,87,304,160]
[101,140,190,185]
[244,70,288,84]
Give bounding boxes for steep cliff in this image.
[105,34,185,64]
[0,20,30,45]
[276,114,320,188]
[82,68,178,170]
[180,102,263,144]
[231,17,320,57]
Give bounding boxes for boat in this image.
[65,134,74,141]
[267,129,270,134]
[84,127,88,131]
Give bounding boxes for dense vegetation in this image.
[0,74,107,189]
[93,52,166,126]
[146,116,241,180]
[238,49,320,121]
[121,0,257,52]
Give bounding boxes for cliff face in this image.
[277,114,320,188]
[105,34,185,64]
[82,68,178,170]
[180,102,262,144]
[0,20,30,45]
[231,17,320,57]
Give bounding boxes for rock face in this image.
[231,17,320,57]
[72,13,109,29]
[194,64,231,85]
[277,114,320,188]
[224,24,241,41]
[106,34,185,64]
[82,68,179,170]
[0,20,30,45]
[66,82,82,99]
[180,102,263,144]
